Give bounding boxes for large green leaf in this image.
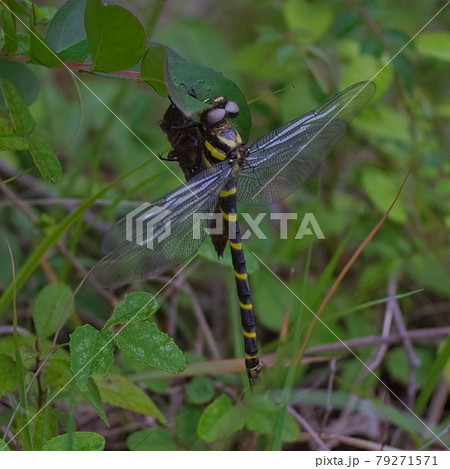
[140,44,251,140]
[46,0,90,62]
[0,59,39,105]
[70,325,114,392]
[113,321,186,374]
[85,0,146,72]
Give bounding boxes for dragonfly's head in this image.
[200,96,240,130]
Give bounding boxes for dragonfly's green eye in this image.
[204,107,226,126]
[225,100,239,117]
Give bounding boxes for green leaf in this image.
[104,291,159,329]
[197,394,245,442]
[186,375,215,405]
[113,322,186,374]
[142,44,251,139]
[84,0,146,72]
[32,406,57,450]
[46,0,90,62]
[41,432,105,451]
[33,283,74,339]
[29,7,61,67]
[416,31,450,62]
[283,0,333,43]
[362,168,408,224]
[0,78,34,136]
[0,438,11,450]
[407,252,450,299]
[2,7,17,54]
[70,325,114,392]
[127,428,179,451]
[385,346,435,389]
[92,373,166,423]
[0,59,39,106]
[27,135,62,183]
[165,60,251,140]
[0,354,18,397]
[0,132,29,151]
[415,337,450,414]
[140,45,168,96]
[81,377,109,426]
[175,404,203,447]
[245,395,300,443]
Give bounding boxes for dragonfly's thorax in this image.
[199,97,249,167]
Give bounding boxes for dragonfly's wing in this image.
[87,162,233,289]
[238,81,376,205]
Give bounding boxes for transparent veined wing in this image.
[237,81,376,205]
[87,161,233,289]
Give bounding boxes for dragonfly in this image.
[88,81,376,384]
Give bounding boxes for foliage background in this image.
[0,0,449,451]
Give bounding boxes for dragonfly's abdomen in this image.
[219,188,261,383]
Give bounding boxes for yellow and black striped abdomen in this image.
[219,185,261,382]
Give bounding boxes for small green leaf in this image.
[2,7,17,54]
[245,395,300,443]
[0,78,34,136]
[127,428,179,451]
[186,375,215,405]
[175,404,203,447]
[70,325,114,392]
[197,394,245,442]
[416,31,450,62]
[85,0,146,72]
[29,7,61,67]
[33,283,74,339]
[114,322,186,374]
[362,168,408,224]
[92,373,166,422]
[81,377,109,426]
[32,406,57,450]
[27,135,62,183]
[407,253,450,299]
[140,45,168,96]
[104,291,159,329]
[46,0,89,62]
[0,355,18,397]
[283,0,333,43]
[0,438,11,450]
[42,432,105,451]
